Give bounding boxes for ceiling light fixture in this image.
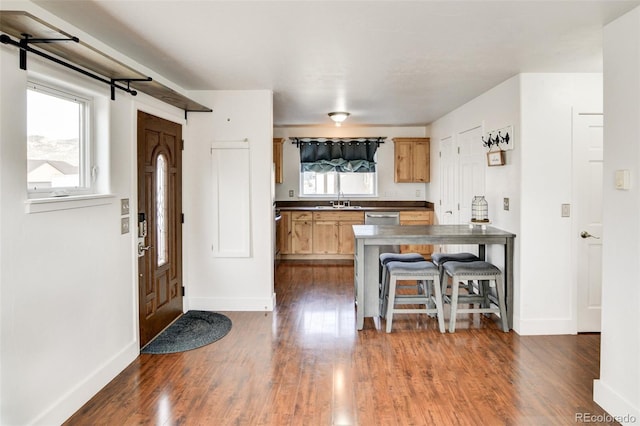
[328,111,350,127]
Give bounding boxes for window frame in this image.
[26,80,94,198]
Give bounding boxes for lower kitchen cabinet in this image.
[399,210,434,259]
[291,212,313,254]
[278,210,364,258]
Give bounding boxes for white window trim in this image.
[27,80,95,198]
[24,193,115,214]
[299,171,379,198]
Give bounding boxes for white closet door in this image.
[211,141,251,257]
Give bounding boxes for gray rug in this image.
[141,310,232,354]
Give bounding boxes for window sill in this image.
[25,193,116,214]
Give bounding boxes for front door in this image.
[137,111,183,347]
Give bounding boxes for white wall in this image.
[0,2,192,424]
[429,73,603,335]
[594,7,640,424]
[183,90,275,311]
[519,73,603,335]
[273,126,429,201]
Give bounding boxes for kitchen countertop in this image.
[275,200,434,212]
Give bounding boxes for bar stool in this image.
[385,260,445,333]
[441,261,509,333]
[431,252,480,296]
[379,252,424,317]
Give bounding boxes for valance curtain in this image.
[294,137,384,173]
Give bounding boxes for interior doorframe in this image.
[132,102,187,346]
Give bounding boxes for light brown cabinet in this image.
[291,212,313,254]
[393,137,430,183]
[278,210,364,257]
[277,210,292,254]
[399,210,433,259]
[273,138,284,184]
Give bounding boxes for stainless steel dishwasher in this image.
[364,211,400,253]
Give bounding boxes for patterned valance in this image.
[291,137,385,173]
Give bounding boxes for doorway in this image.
[137,111,184,347]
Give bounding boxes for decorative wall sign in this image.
[487,150,506,166]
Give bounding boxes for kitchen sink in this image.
[314,205,362,210]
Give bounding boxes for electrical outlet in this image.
[121,198,130,215]
[561,204,571,217]
[288,189,294,197]
[121,217,130,234]
[503,198,509,211]
[415,189,421,198]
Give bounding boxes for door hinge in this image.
[181,139,184,150]
[181,213,185,224]
[457,203,460,211]
[182,286,185,296]
[439,151,441,158]
[457,147,460,154]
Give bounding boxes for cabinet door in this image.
[338,220,360,254]
[313,221,339,254]
[277,211,292,254]
[292,220,313,254]
[394,141,414,183]
[413,141,430,183]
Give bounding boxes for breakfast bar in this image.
[353,224,516,330]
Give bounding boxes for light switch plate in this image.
[121,217,130,234]
[561,204,571,217]
[121,198,130,215]
[503,198,509,211]
[615,170,630,190]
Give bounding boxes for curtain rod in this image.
[289,137,386,147]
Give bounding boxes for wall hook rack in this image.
[482,128,511,150]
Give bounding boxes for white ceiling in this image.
[33,0,640,127]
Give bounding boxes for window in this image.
[301,171,376,196]
[27,81,92,196]
[296,137,381,197]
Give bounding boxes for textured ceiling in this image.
[31,0,640,127]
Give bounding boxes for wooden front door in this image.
[137,111,183,347]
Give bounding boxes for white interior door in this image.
[458,126,486,224]
[574,112,603,332]
[457,126,486,256]
[440,136,457,225]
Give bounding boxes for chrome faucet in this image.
[332,192,349,208]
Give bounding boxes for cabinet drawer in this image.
[313,211,365,222]
[292,211,313,221]
[399,210,433,223]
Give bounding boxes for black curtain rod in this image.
[0,33,150,100]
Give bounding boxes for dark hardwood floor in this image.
[65,262,616,425]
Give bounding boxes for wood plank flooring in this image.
[64,262,616,425]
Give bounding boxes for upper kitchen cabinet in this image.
[273,138,284,183]
[393,138,430,183]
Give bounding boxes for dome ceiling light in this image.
[328,111,350,127]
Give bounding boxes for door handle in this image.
[580,231,600,239]
[138,242,152,256]
[445,210,453,214]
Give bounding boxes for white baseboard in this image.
[29,340,139,426]
[516,318,576,335]
[188,295,275,312]
[593,380,640,425]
